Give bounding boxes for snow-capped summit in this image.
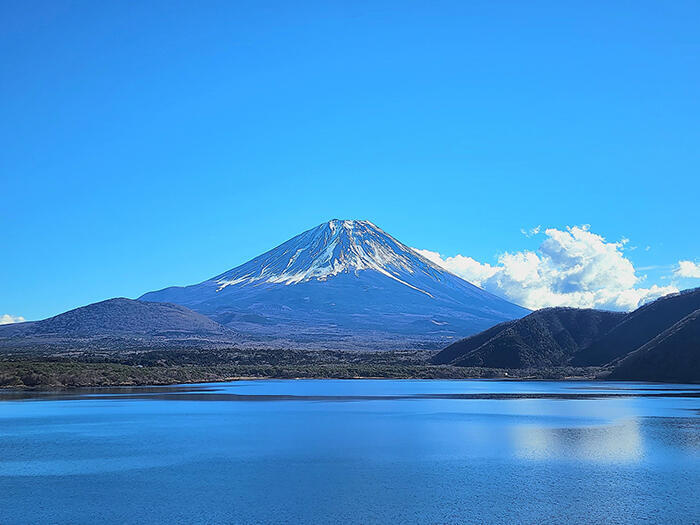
[140,219,528,349]
[214,219,447,296]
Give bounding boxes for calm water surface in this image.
[1,380,699,524]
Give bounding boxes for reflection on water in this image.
[514,418,643,462]
[0,380,698,524]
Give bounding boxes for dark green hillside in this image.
[609,309,700,383]
[432,308,624,368]
[572,288,700,366]
[431,320,517,365]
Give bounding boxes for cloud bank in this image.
[416,225,678,311]
[674,260,700,279]
[0,314,25,325]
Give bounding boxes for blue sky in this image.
[1,1,699,321]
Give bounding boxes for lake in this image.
[1,379,699,524]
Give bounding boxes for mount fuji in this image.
[140,220,529,349]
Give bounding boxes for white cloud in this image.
[414,249,500,284]
[0,314,25,325]
[520,225,541,237]
[416,225,678,311]
[674,260,700,279]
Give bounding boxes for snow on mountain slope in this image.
[215,220,453,295]
[140,220,529,349]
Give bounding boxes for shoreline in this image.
[3,346,694,390]
[0,359,611,391]
[1,374,615,392]
[3,376,699,401]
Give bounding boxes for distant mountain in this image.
[432,308,625,368]
[140,219,528,349]
[570,288,700,366]
[430,319,518,365]
[0,298,237,350]
[433,288,700,382]
[608,309,700,383]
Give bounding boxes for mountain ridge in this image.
[570,287,700,366]
[140,219,529,349]
[433,307,626,368]
[609,308,700,382]
[0,298,237,350]
[432,288,700,381]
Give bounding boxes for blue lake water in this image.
[1,379,699,524]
